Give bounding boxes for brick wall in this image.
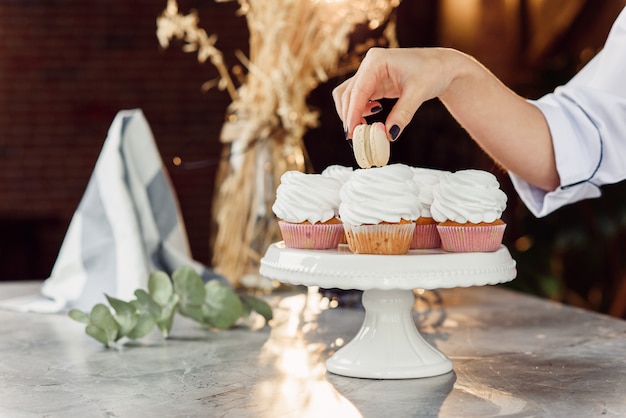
[0,0,247,278]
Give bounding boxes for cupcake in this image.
[272,171,344,249]
[321,165,354,244]
[339,164,422,254]
[431,169,508,252]
[410,167,448,249]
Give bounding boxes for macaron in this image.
[352,122,391,168]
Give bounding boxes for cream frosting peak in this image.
[411,167,447,218]
[272,171,342,224]
[321,165,354,185]
[431,169,507,224]
[338,164,422,226]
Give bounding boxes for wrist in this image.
[438,49,483,101]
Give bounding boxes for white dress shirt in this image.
[510,7,626,217]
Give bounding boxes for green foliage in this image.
[68,267,273,347]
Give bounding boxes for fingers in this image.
[366,101,383,116]
[332,84,382,139]
[332,49,388,139]
[331,81,349,127]
[344,54,383,139]
[332,47,440,142]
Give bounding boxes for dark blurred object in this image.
[506,181,626,317]
[0,213,61,280]
[319,288,364,309]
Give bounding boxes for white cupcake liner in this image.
[343,223,415,254]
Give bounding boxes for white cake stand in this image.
[260,242,517,379]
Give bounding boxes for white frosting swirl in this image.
[339,164,422,226]
[272,171,342,223]
[431,169,508,224]
[321,164,354,185]
[410,167,447,218]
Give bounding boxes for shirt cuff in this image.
[531,95,603,189]
[509,95,604,217]
[509,171,601,218]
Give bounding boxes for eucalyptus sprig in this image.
[68,266,273,347]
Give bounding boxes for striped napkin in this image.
[2,109,225,313]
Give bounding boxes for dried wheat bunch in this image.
[157,0,400,285]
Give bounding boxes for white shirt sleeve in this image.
[510,7,626,218]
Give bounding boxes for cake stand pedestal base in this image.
[326,289,453,379]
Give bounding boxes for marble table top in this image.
[1,281,625,417]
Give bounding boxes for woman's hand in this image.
[332,47,559,191]
[332,47,459,141]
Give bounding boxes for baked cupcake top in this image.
[431,169,507,224]
[321,164,354,185]
[272,171,342,224]
[339,164,422,226]
[410,167,447,218]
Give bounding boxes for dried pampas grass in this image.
[157,0,400,286]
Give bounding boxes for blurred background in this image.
[1,0,625,318]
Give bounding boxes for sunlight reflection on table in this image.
[253,287,363,417]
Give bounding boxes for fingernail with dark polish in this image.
[389,124,401,141]
[370,105,382,114]
[347,139,353,149]
[344,126,349,139]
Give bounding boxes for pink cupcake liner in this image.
[436,224,506,253]
[343,223,415,255]
[411,223,441,249]
[278,221,344,249]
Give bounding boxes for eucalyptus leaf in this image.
[133,289,162,318]
[240,299,252,318]
[156,309,175,338]
[106,295,134,316]
[178,303,204,323]
[104,295,139,336]
[157,293,180,321]
[127,312,157,339]
[68,309,90,324]
[86,324,111,347]
[149,271,174,305]
[173,267,206,323]
[202,281,243,329]
[240,295,273,322]
[156,294,179,338]
[172,266,206,306]
[89,304,121,345]
[115,313,139,338]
